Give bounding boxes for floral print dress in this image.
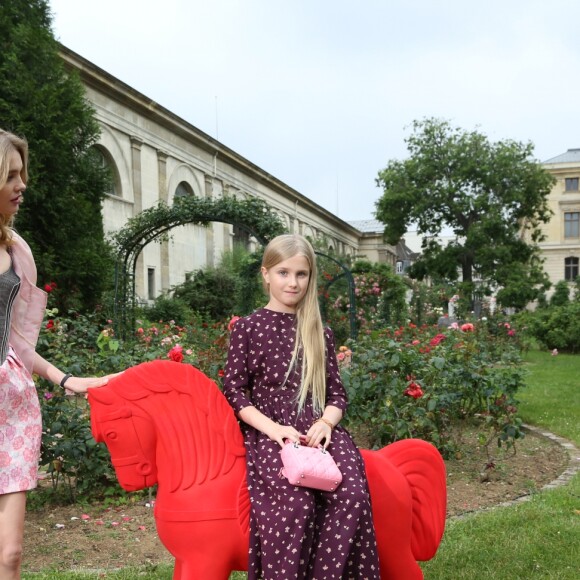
[224,308,380,580]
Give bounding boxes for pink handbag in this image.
[279,440,343,492]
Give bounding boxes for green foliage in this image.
[39,390,118,502]
[166,245,265,320]
[111,195,285,334]
[341,318,526,457]
[139,295,194,327]
[112,195,286,255]
[172,267,239,319]
[515,302,580,353]
[550,280,570,306]
[375,118,554,308]
[0,0,114,311]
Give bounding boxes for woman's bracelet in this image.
[316,417,334,430]
[59,373,73,388]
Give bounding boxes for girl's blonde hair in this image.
[0,129,28,245]
[262,234,326,414]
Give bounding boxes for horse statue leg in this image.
[157,519,247,580]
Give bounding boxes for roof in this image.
[348,219,384,233]
[543,148,580,164]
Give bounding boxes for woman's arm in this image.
[32,352,114,394]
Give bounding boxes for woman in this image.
[0,129,112,578]
[223,234,380,579]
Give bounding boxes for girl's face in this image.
[262,254,310,313]
[0,150,26,218]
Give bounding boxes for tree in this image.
[0,0,113,311]
[375,118,555,308]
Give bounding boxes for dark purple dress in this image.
[224,308,379,580]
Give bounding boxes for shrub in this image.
[341,319,526,457]
[139,294,193,327]
[515,302,580,353]
[172,267,238,319]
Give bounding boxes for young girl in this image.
[224,234,380,579]
[0,129,113,578]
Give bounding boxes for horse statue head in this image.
[89,360,247,494]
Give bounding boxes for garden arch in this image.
[112,195,357,338]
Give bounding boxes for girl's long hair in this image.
[262,234,326,414]
[0,130,28,246]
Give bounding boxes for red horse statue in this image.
[88,360,446,579]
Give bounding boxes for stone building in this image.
[60,45,396,303]
[541,149,580,292]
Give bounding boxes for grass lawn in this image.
[23,350,579,579]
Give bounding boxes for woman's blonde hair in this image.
[262,234,326,414]
[0,129,28,245]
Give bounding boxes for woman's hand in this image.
[63,372,124,395]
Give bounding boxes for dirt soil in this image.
[22,426,569,574]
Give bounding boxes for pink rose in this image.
[228,316,241,332]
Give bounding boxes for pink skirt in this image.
[0,347,42,494]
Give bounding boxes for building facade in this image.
[60,46,396,303]
[541,149,580,293]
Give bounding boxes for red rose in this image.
[404,381,424,399]
[218,369,225,378]
[44,284,53,293]
[228,316,241,332]
[168,345,184,363]
[46,320,54,330]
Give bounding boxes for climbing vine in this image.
[111,195,287,335]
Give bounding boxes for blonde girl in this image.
[224,234,379,579]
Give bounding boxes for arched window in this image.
[564,257,579,281]
[175,181,194,200]
[94,146,121,197]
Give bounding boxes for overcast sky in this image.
[49,0,580,222]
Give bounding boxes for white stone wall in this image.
[62,47,375,303]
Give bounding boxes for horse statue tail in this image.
[379,439,447,560]
[361,439,446,580]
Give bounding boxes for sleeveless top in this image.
[0,249,21,365]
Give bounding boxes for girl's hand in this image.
[305,420,332,449]
[266,423,305,448]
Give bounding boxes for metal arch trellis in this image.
[112,195,286,337]
[111,195,358,340]
[315,252,358,341]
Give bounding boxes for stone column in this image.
[157,151,170,292]
[130,137,144,299]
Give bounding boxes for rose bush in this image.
[340,317,525,457]
[35,299,526,502]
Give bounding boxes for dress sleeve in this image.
[324,327,348,413]
[223,318,254,413]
